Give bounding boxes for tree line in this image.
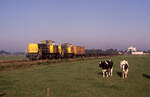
[0,50,25,55]
[85,48,119,57]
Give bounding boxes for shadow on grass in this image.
[97,72,102,75]
[117,72,122,78]
[143,73,150,79]
[0,93,6,97]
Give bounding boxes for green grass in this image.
[0,55,150,97]
[0,55,26,61]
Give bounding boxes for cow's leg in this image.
[125,72,127,78]
[102,71,105,77]
[122,71,125,79]
[108,69,111,76]
[124,72,126,78]
[125,69,128,78]
[126,71,128,77]
[110,67,113,76]
[102,69,107,77]
[102,70,105,77]
[106,71,108,77]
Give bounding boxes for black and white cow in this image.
[99,59,114,77]
[120,60,129,79]
[106,59,113,76]
[99,61,108,77]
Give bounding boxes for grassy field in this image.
[0,55,26,61]
[0,55,150,97]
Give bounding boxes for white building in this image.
[127,46,137,52]
[127,46,144,55]
[131,51,144,55]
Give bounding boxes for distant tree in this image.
[146,50,150,53]
[104,48,118,55]
[13,52,25,55]
[85,48,119,56]
[0,50,11,55]
[85,49,103,56]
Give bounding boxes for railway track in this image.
[0,59,28,64]
[0,56,110,64]
[0,56,112,71]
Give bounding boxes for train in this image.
[26,40,85,60]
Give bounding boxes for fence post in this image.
[47,88,50,97]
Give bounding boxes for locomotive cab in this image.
[26,43,40,60]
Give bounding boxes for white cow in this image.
[120,60,129,79]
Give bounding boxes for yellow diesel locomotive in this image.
[26,40,85,60]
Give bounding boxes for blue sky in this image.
[0,0,150,52]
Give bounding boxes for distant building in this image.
[131,51,144,55]
[127,46,137,52]
[118,51,123,55]
[127,46,144,55]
